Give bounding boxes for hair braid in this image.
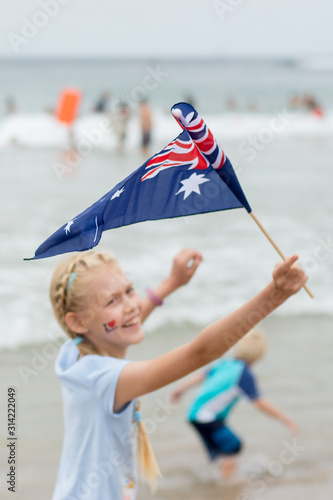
[50,252,111,356]
[136,400,161,490]
[50,255,81,338]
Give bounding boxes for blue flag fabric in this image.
[171,103,251,213]
[27,103,251,260]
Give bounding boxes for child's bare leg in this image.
[220,456,238,478]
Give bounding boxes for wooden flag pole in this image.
[249,212,314,298]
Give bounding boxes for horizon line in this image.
[1,54,330,63]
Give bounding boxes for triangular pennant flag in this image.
[26,103,251,260]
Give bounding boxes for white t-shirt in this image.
[52,339,138,500]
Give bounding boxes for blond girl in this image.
[50,248,306,499]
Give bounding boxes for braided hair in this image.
[50,251,116,355]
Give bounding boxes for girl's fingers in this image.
[175,249,203,269]
[188,256,202,275]
[277,255,299,271]
[273,255,308,295]
[274,255,300,278]
[184,249,203,264]
[169,249,203,287]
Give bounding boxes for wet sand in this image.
[1,315,333,500]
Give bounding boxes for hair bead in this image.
[66,272,76,291]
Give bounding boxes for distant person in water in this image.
[225,97,237,111]
[114,101,131,152]
[288,93,324,118]
[247,101,259,112]
[138,98,152,156]
[5,97,16,115]
[93,91,111,113]
[288,93,303,109]
[171,329,298,479]
[302,94,324,118]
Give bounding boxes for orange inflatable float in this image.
[56,89,81,124]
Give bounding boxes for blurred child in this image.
[171,329,298,479]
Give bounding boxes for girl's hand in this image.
[140,249,203,323]
[167,248,203,291]
[272,255,308,297]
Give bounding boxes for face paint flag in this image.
[27,102,251,260]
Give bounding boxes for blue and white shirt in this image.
[187,359,260,423]
[52,340,137,500]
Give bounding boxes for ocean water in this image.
[0,58,332,349]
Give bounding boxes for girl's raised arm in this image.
[114,255,307,412]
[140,248,203,323]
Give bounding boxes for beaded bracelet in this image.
[145,287,164,306]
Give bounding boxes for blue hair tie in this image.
[73,337,84,346]
[66,272,76,291]
[134,410,142,423]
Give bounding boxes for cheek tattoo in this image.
[103,320,117,334]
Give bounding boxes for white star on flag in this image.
[175,173,210,200]
[64,218,76,235]
[111,187,125,200]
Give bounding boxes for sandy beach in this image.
[1,314,333,500]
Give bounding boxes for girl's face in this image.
[79,263,144,358]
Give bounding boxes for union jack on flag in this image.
[141,103,225,182]
[27,102,251,260]
[141,136,209,182]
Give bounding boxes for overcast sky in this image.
[1,0,332,59]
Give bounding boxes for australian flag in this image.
[27,102,251,260]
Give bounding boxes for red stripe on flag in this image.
[187,119,205,132]
[194,133,215,151]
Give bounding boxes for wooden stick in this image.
[250,212,314,299]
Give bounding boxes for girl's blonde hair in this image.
[50,250,161,489]
[234,328,267,365]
